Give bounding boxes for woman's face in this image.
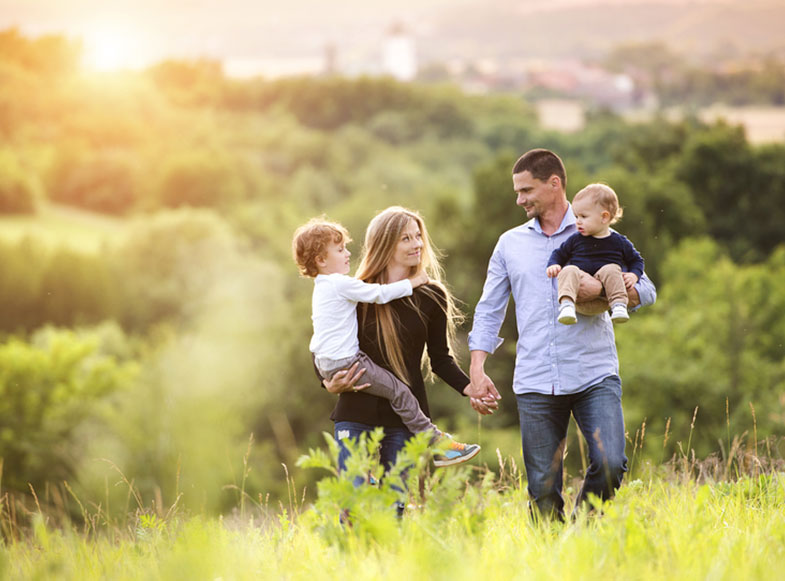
[388,217,423,272]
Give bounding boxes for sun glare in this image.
[82,23,141,73]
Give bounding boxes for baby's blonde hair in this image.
[573,183,623,224]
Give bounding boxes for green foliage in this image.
[0,237,119,333]
[618,238,785,457]
[676,122,785,262]
[145,59,226,106]
[0,327,137,493]
[297,430,495,544]
[112,209,241,329]
[48,149,141,215]
[152,150,250,210]
[0,149,40,214]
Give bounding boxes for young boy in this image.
[292,217,480,467]
[546,183,645,325]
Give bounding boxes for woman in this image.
[322,206,482,474]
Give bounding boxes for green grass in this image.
[3,475,784,580]
[0,204,126,253]
[3,431,784,580]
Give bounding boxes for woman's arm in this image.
[313,355,370,394]
[424,287,470,396]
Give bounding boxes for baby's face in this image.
[572,197,610,237]
[319,240,351,275]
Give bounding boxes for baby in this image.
[546,183,645,325]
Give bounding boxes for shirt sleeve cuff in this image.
[631,277,657,312]
[468,333,505,354]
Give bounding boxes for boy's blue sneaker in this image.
[433,436,481,467]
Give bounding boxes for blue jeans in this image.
[334,420,413,485]
[333,421,412,518]
[515,375,627,519]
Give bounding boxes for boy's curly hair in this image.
[292,218,351,278]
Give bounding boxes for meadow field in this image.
[2,431,784,581]
[0,203,126,253]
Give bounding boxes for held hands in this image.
[622,272,639,290]
[323,362,370,395]
[410,271,429,288]
[465,369,501,416]
[546,264,562,278]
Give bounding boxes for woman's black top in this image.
[329,284,469,428]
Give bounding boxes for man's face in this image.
[513,171,557,219]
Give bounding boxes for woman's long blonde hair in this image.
[355,206,463,385]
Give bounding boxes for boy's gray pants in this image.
[315,351,437,435]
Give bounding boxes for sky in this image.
[0,0,759,75]
[0,0,478,74]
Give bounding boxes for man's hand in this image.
[468,350,501,415]
[546,264,561,278]
[323,362,370,394]
[623,272,639,290]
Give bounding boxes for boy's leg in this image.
[353,352,438,435]
[594,264,627,306]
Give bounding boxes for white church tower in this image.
[382,22,417,82]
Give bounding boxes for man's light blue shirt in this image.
[468,206,657,395]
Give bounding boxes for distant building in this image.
[323,42,337,76]
[382,22,416,82]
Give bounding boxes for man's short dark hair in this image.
[512,149,566,188]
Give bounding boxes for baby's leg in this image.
[556,265,583,303]
[594,264,627,306]
[353,352,438,435]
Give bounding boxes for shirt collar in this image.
[527,204,576,235]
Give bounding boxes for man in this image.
[468,148,656,519]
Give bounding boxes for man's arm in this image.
[467,241,510,409]
[632,272,656,310]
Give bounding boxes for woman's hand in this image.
[469,396,498,415]
[324,362,371,395]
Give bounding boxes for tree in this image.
[49,149,140,215]
[618,238,785,458]
[0,149,39,213]
[677,122,782,262]
[0,328,136,493]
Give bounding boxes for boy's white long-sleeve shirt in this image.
[309,273,413,360]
